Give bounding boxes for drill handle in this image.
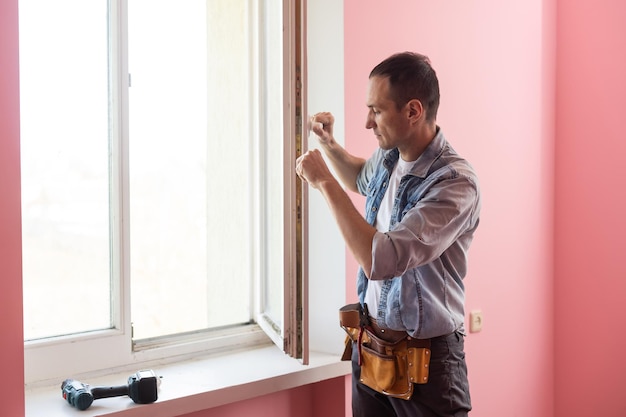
[90,384,130,400]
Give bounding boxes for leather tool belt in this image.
[339,303,431,400]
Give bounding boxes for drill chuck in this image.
[61,379,94,410]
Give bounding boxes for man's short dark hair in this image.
[369,52,440,122]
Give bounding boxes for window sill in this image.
[25,345,351,417]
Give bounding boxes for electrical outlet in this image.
[469,310,483,333]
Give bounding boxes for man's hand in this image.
[306,111,365,194]
[296,149,334,190]
[309,112,334,146]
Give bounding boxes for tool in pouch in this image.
[339,303,431,400]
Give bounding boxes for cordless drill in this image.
[61,370,159,411]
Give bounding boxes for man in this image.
[296,52,480,417]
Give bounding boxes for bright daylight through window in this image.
[20,0,305,384]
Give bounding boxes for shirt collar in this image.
[383,127,446,179]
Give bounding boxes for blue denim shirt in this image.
[355,128,481,339]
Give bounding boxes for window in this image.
[20,0,307,385]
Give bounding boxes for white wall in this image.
[306,0,346,354]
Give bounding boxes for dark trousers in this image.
[351,331,472,417]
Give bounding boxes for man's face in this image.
[365,76,411,151]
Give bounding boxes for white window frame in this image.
[256,0,308,363]
[23,0,308,386]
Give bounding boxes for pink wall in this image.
[554,1,626,416]
[344,0,555,416]
[182,378,345,417]
[0,0,26,416]
[344,1,626,416]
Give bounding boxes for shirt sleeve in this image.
[356,148,385,196]
[369,170,480,280]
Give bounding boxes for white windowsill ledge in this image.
[25,345,351,417]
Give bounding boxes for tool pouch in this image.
[339,303,431,400]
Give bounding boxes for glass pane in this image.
[262,0,285,331]
[128,0,253,340]
[19,0,111,340]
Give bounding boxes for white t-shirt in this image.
[364,156,415,319]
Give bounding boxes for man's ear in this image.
[406,99,425,124]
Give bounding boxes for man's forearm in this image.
[317,177,376,277]
[319,140,366,194]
